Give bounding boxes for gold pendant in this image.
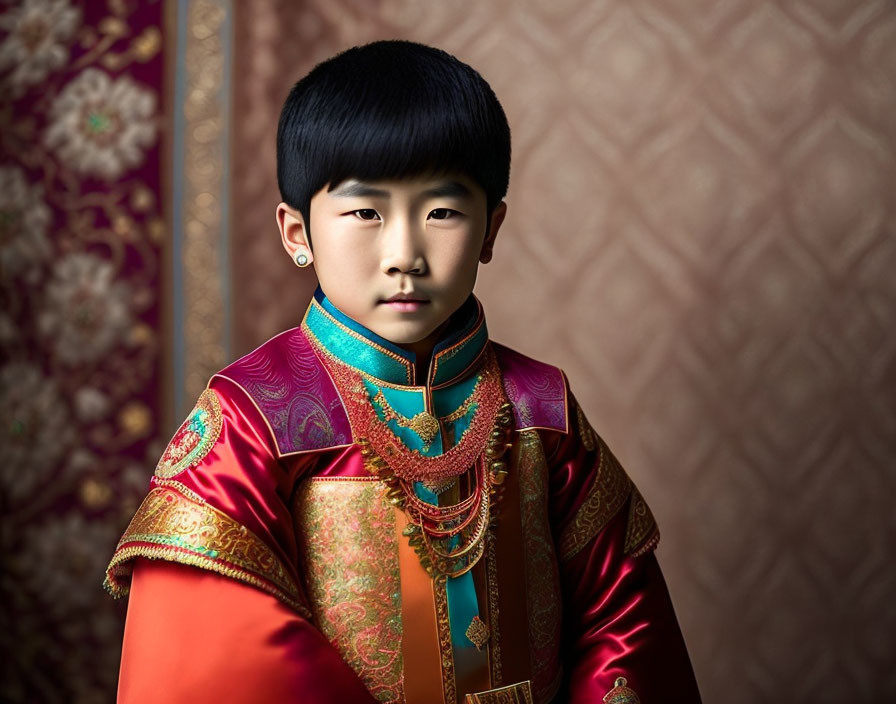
[408,411,440,446]
[422,476,458,496]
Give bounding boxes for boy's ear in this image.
[479,201,507,264]
[276,202,313,264]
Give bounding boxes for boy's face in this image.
[277,174,506,350]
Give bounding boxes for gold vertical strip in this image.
[182,0,229,409]
[484,531,503,688]
[435,578,458,704]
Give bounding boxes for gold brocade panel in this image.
[293,478,404,704]
[106,484,305,614]
[516,431,563,702]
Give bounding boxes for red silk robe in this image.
[107,292,701,703]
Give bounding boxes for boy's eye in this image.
[352,209,380,221]
[428,208,457,220]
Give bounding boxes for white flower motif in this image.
[38,252,133,365]
[0,0,81,96]
[73,386,110,422]
[44,68,158,180]
[0,361,75,504]
[0,166,52,283]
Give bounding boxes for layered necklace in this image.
[315,341,514,580]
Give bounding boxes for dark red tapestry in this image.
[0,1,167,701]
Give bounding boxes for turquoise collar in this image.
[301,287,489,388]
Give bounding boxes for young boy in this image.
[105,40,701,704]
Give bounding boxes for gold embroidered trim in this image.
[155,388,223,478]
[465,680,534,704]
[624,485,660,557]
[104,486,308,617]
[575,400,596,452]
[558,437,632,562]
[440,396,476,424]
[434,577,457,704]
[485,529,503,687]
[602,676,641,704]
[151,477,205,503]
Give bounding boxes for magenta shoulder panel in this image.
[214,327,352,455]
[492,342,568,433]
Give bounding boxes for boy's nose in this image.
[380,220,427,275]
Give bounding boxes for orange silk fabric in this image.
[118,559,376,703]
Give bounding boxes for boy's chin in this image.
[370,318,446,346]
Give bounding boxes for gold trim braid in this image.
[558,432,632,563]
[434,578,457,704]
[624,486,660,557]
[485,530,503,687]
[104,486,309,618]
[560,403,661,561]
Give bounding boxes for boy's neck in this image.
[400,319,450,381]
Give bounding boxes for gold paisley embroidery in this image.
[155,388,222,478]
[293,479,404,704]
[104,486,307,616]
[558,437,632,562]
[624,485,660,557]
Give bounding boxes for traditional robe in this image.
[106,289,701,703]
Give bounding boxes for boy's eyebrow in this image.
[331,182,391,198]
[422,181,473,199]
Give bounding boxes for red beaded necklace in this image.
[314,341,514,579]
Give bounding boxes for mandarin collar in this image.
[301,286,488,388]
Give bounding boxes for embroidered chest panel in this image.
[292,477,404,704]
[289,432,565,704]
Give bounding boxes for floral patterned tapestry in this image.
[0,0,166,701]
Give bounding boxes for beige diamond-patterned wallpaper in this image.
[231,1,896,702]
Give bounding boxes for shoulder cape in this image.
[213,328,569,458]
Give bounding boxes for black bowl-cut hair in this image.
[276,40,511,236]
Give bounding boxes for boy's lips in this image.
[382,292,429,303]
[381,292,430,311]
